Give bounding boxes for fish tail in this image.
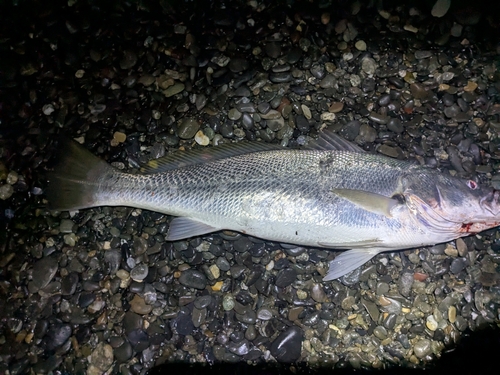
[46,138,116,211]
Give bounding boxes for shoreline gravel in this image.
[0,0,499,374]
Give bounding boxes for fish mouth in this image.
[480,189,500,216]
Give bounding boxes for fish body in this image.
[46,132,500,280]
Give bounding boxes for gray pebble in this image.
[275,268,297,288]
[178,117,200,139]
[413,339,432,358]
[30,256,58,292]
[179,269,207,289]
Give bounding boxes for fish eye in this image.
[466,180,478,190]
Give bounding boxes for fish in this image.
[45,130,500,281]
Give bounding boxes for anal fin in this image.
[323,248,384,281]
[166,217,220,241]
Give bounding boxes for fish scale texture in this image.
[99,150,417,247]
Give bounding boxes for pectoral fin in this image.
[323,248,384,281]
[166,217,220,241]
[332,189,400,218]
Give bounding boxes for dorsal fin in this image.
[140,141,282,174]
[305,129,365,153]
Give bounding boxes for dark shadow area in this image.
[148,326,500,375]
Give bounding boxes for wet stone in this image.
[311,283,326,303]
[177,117,200,139]
[179,269,207,289]
[114,340,133,362]
[450,258,467,274]
[45,324,72,350]
[88,342,114,373]
[59,219,74,233]
[30,256,58,293]
[413,339,432,358]
[130,295,152,315]
[270,326,303,362]
[257,307,273,321]
[130,264,148,281]
[275,268,297,288]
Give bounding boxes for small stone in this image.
[130,264,148,281]
[464,81,478,92]
[228,108,242,121]
[30,257,58,293]
[43,104,55,115]
[194,130,210,146]
[269,326,303,362]
[355,40,367,51]
[59,219,74,234]
[209,264,220,279]
[113,131,127,143]
[448,306,457,323]
[130,294,152,315]
[413,339,432,358]
[431,0,451,18]
[329,102,344,113]
[163,82,185,97]
[301,105,312,119]
[426,315,438,331]
[310,283,326,303]
[88,342,114,373]
[275,268,297,288]
[179,269,207,289]
[222,294,235,311]
[177,117,200,139]
[0,184,14,200]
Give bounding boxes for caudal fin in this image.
[46,138,115,211]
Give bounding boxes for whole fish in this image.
[46,131,500,280]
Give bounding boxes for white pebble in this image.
[194,130,210,146]
[75,69,85,78]
[42,104,55,115]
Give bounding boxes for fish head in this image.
[403,172,500,234]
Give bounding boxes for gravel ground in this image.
[1,0,500,374]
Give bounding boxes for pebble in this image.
[0,184,14,200]
[3,2,500,373]
[130,295,153,315]
[269,326,303,362]
[413,339,432,358]
[88,342,114,374]
[194,130,210,146]
[179,269,207,289]
[275,268,297,288]
[177,117,200,139]
[30,257,58,293]
[130,264,149,281]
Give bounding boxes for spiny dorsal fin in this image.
[305,129,365,153]
[140,142,282,174]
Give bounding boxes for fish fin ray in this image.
[332,189,400,217]
[305,129,365,152]
[166,217,219,241]
[318,238,382,248]
[46,137,115,211]
[140,142,282,173]
[323,248,384,281]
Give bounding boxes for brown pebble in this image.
[329,102,344,113]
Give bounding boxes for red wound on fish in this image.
[460,223,474,233]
